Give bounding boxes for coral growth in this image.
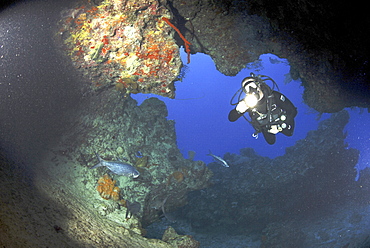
[167,171,185,185]
[118,199,127,207]
[73,96,213,227]
[115,78,139,94]
[172,171,185,183]
[135,156,149,168]
[60,0,183,98]
[96,174,120,201]
[162,226,200,248]
[162,17,191,64]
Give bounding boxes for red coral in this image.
[162,17,191,64]
[102,35,109,45]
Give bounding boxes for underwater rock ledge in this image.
[180,110,368,246]
[170,0,370,112]
[59,89,213,225]
[0,90,212,247]
[59,0,369,112]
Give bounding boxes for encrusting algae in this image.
[97,174,121,201]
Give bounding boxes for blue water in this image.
[132,50,370,177]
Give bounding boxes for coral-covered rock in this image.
[167,171,185,185]
[162,226,200,248]
[97,174,120,201]
[59,0,183,98]
[59,92,213,227]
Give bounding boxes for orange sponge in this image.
[96,174,120,201]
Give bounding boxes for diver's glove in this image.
[236,100,249,114]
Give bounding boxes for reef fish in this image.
[207,150,229,167]
[90,153,140,178]
[126,200,141,219]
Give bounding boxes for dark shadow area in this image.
[211,0,370,85]
[0,0,20,12]
[0,1,86,246]
[0,0,83,163]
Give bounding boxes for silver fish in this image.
[90,153,140,178]
[207,150,229,167]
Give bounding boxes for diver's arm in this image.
[228,100,249,122]
[228,109,243,122]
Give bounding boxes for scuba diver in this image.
[228,73,297,145]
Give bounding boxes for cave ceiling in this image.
[169,0,370,113]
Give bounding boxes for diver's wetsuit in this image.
[229,83,297,145]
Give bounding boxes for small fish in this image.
[90,153,140,178]
[126,200,141,219]
[207,150,229,167]
[135,151,143,158]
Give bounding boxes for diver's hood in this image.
[241,77,257,89]
[241,78,263,102]
[242,79,259,94]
